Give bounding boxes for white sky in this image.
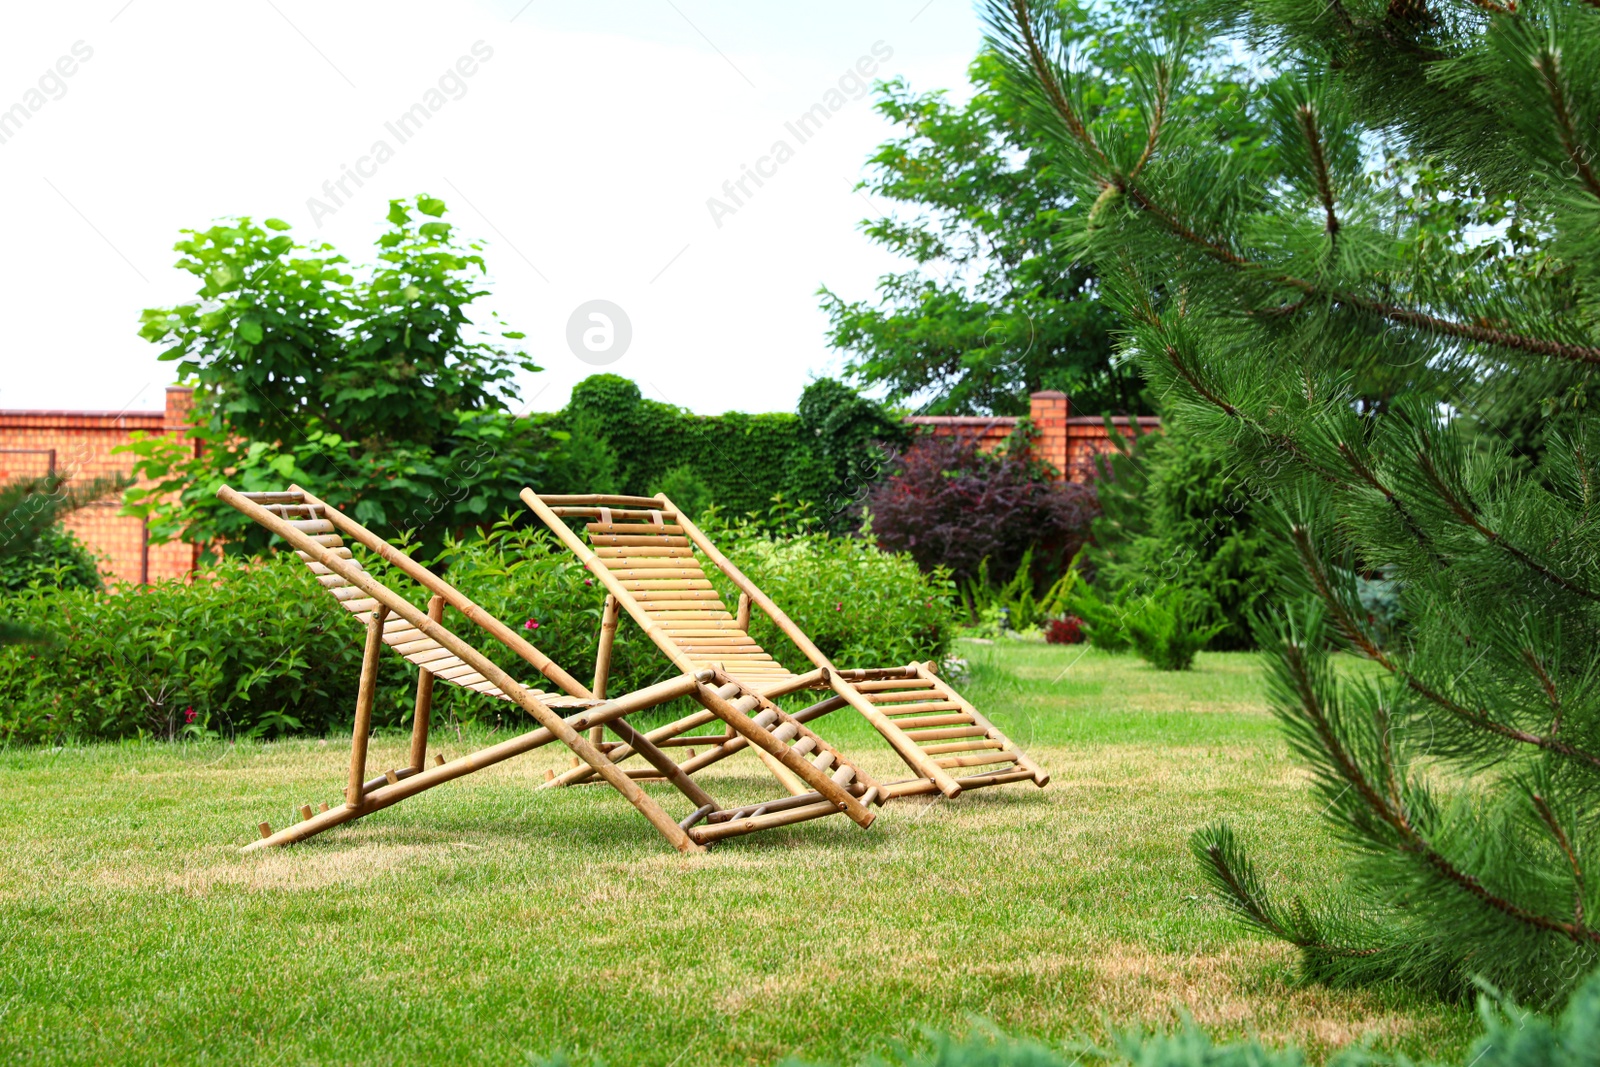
[0,1,983,418]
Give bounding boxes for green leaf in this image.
[237,318,264,345]
[264,218,293,231]
[419,222,451,240]
[387,201,410,225]
[417,197,447,217]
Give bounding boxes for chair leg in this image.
[589,594,620,746]
[346,606,390,808]
[409,595,445,773]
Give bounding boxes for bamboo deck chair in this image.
[520,489,1050,800]
[218,485,881,854]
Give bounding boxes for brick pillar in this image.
[159,386,202,581]
[163,386,194,434]
[1029,391,1069,480]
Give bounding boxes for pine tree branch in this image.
[1326,0,1358,34]
[1283,638,1600,945]
[1290,525,1396,668]
[1366,299,1600,365]
[1416,451,1600,602]
[1161,345,1345,484]
[1118,184,1600,365]
[1530,792,1585,929]
[1297,103,1341,238]
[1128,59,1171,181]
[1521,647,1563,734]
[1192,823,1384,957]
[1281,638,1404,834]
[1007,0,1110,170]
[1533,47,1600,202]
[1290,527,1600,773]
[1335,441,1436,555]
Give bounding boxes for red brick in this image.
[0,389,200,586]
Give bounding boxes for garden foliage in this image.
[123,195,552,559]
[1121,585,1225,672]
[959,546,1079,632]
[0,475,122,644]
[988,0,1600,1004]
[867,429,1098,591]
[0,515,955,743]
[554,374,907,532]
[0,523,102,596]
[1087,419,1272,651]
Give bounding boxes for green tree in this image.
[819,2,1263,416]
[989,0,1600,1005]
[123,195,550,558]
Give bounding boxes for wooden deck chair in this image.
[218,485,881,853]
[519,489,1050,801]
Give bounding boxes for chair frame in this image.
[519,489,1050,800]
[220,486,880,854]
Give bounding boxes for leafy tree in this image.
[819,2,1263,416]
[988,0,1600,1005]
[123,195,550,558]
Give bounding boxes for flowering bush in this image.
[1044,616,1084,645]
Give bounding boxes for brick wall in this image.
[0,388,200,586]
[905,391,1160,482]
[2,386,1153,586]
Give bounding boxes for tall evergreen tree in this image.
[987,0,1600,1004]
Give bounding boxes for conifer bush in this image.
[987,0,1600,1004]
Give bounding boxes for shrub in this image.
[1044,616,1083,645]
[0,515,955,743]
[867,430,1099,589]
[1122,586,1224,672]
[0,524,103,594]
[1064,582,1133,652]
[701,516,958,668]
[1088,420,1272,651]
[0,553,398,742]
[650,464,712,522]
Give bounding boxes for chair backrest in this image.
[227,488,592,702]
[521,492,801,688]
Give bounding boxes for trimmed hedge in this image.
[0,517,956,743]
[547,375,907,529]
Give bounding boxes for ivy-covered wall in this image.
[547,375,908,529]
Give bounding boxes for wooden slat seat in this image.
[221,487,876,853]
[522,488,1050,801]
[578,515,806,691]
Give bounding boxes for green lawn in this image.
[0,643,1477,1065]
